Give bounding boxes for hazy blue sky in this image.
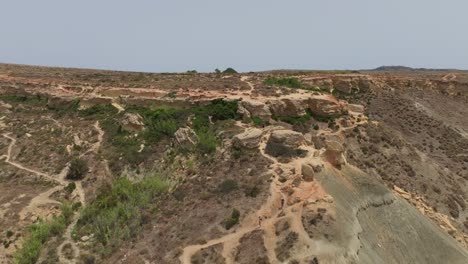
[1,0,467,72]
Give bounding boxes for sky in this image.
[1,0,467,72]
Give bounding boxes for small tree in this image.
[214,68,221,74]
[66,158,89,180]
[223,68,238,74]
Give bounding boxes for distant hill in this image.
[373,65,456,71]
[374,66,415,71]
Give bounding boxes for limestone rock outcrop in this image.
[307,95,346,117]
[232,128,263,149]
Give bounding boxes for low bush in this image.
[66,158,89,180]
[224,208,240,230]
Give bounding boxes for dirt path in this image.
[240,76,255,94]
[57,121,104,264]
[2,133,66,185]
[112,102,125,113]
[442,73,457,81]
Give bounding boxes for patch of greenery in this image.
[75,173,169,255]
[264,77,302,89]
[224,208,240,230]
[130,106,187,143]
[273,112,312,125]
[14,203,74,264]
[100,116,143,168]
[79,104,118,119]
[193,99,240,126]
[0,94,47,106]
[54,99,80,116]
[66,158,89,181]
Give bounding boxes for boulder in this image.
[46,96,76,110]
[348,104,365,113]
[269,130,305,149]
[239,100,271,121]
[265,130,307,158]
[301,163,315,182]
[120,113,145,132]
[174,127,198,146]
[232,128,263,149]
[0,101,12,110]
[323,140,346,167]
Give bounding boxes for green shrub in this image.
[79,104,118,118]
[66,158,89,180]
[224,208,240,230]
[6,230,14,238]
[264,77,302,89]
[218,179,239,194]
[245,185,260,197]
[64,182,76,194]
[313,124,319,130]
[75,174,169,255]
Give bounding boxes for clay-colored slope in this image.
[315,165,468,264]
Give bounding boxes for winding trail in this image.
[2,133,66,185]
[2,121,105,264]
[57,121,104,264]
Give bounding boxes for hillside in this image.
[0,64,467,264]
